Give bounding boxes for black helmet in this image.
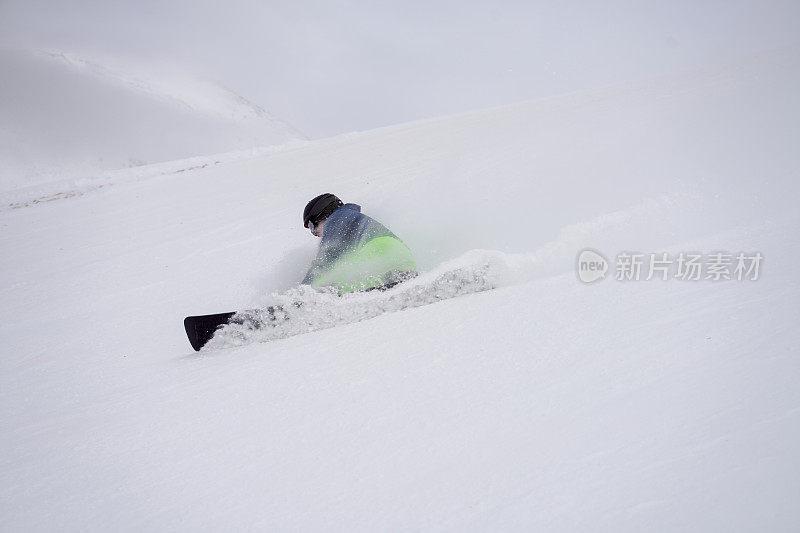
[303,193,343,228]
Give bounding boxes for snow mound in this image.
[0,48,305,192]
[37,50,276,122]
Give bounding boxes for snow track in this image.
[208,249,512,349]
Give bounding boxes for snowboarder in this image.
[302,193,417,293]
[183,193,418,351]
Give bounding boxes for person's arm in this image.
[301,218,358,285]
[301,248,332,285]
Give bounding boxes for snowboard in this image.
[184,306,287,351]
[184,311,236,351]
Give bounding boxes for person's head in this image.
[303,193,343,238]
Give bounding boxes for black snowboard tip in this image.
[184,312,236,351]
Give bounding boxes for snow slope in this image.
[1,48,799,530]
[0,49,304,192]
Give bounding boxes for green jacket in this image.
[302,203,417,293]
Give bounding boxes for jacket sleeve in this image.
[301,219,358,285]
[301,246,339,285]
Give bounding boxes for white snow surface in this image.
[1,48,800,530]
[0,49,304,192]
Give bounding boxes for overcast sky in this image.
[1,0,799,138]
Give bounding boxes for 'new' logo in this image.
[576,249,608,283]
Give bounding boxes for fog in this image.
[2,0,799,138]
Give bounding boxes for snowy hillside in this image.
[1,47,799,530]
[0,49,304,191]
